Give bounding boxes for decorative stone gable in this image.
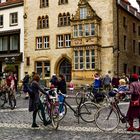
[71,0,101,22]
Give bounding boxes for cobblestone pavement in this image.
[0,94,140,140]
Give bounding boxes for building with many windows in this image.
[24,0,140,85]
[0,0,24,80]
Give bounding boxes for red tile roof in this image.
[0,0,23,7]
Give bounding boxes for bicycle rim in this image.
[95,106,120,131]
[51,105,60,130]
[80,102,98,123]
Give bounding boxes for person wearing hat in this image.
[126,73,140,131]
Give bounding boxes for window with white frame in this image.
[36,61,50,78]
[0,15,3,27]
[85,24,89,36]
[74,50,79,69]
[57,34,71,48]
[58,35,63,48]
[36,36,49,49]
[80,7,87,19]
[73,23,95,37]
[65,34,71,47]
[78,24,83,36]
[0,36,8,51]
[44,36,49,48]
[36,37,42,49]
[74,49,95,70]
[73,25,78,37]
[10,12,18,25]
[10,35,18,50]
[86,50,90,69]
[91,24,95,35]
[91,50,95,69]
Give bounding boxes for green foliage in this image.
[4,64,16,73]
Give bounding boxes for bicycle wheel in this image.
[38,105,50,122]
[94,106,120,131]
[50,103,60,130]
[80,101,98,123]
[59,103,67,121]
[75,92,87,105]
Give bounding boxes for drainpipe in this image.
[116,0,120,77]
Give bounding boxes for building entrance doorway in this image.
[59,59,71,82]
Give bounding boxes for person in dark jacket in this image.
[126,74,140,131]
[57,74,67,116]
[29,74,51,127]
[23,72,30,99]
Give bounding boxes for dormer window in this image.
[80,7,87,19]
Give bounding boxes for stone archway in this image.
[59,58,72,82]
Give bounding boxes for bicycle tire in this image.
[59,103,67,121]
[94,106,120,131]
[38,105,50,122]
[80,101,98,123]
[50,103,60,130]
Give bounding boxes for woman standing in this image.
[126,74,140,131]
[29,74,51,127]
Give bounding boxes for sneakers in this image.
[59,111,65,117]
[32,123,39,128]
[127,126,135,131]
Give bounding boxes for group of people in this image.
[93,72,140,132]
[26,73,67,127]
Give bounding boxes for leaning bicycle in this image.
[58,91,99,123]
[94,94,128,131]
[38,90,60,130]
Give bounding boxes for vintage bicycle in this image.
[38,89,60,130]
[94,91,128,131]
[58,91,99,123]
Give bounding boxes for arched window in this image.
[67,12,70,25]
[37,16,42,29]
[42,16,45,28]
[58,13,63,26]
[63,13,67,26]
[45,15,49,28]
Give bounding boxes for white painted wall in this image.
[0,5,24,80]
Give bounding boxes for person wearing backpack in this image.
[29,74,51,128]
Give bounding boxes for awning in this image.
[0,53,23,62]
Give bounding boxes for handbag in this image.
[131,98,140,107]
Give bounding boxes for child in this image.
[117,79,129,100]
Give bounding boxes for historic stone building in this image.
[24,0,140,85]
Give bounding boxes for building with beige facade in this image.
[24,0,140,86]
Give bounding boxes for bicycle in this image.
[58,91,99,123]
[38,89,60,130]
[0,87,7,108]
[94,94,128,131]
[75,85,108,107]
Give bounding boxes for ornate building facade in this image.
[24,0,140,85]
